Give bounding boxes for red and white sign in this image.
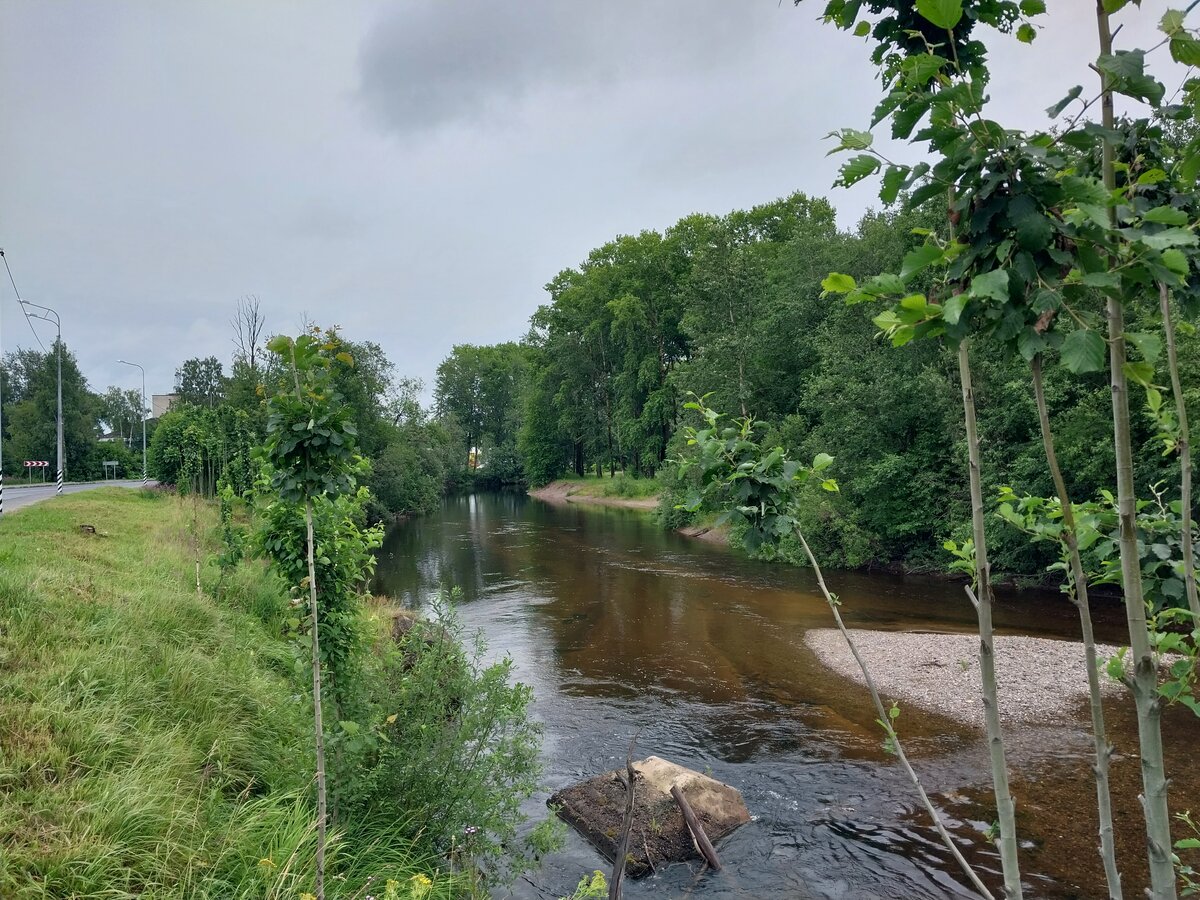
[23,460,49,467]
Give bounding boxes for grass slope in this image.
[0,490,436,899]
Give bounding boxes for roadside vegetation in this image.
[0,475,546,897]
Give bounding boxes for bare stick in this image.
[306,499,327,900]
[670,784,721,871]
[608,733,639,900]
[794,528,993,899]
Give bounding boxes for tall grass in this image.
[0,490,449,899]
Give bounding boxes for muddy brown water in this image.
[372,492,1200,899]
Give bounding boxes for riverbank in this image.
[0,490,439,899]
[529,478,659,510]
[804,628,1126,729]
[529,479,732,546]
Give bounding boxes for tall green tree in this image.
[175,356,226,408]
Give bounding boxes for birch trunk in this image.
[957,341,1023,900]
[1031,355,1122,899]
[1159,282,1198,622]
[1096,8,1177,895]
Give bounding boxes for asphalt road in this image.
[3,479,154,514]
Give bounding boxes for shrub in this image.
[347,596,542,883]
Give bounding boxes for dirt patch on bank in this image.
[529,480,659,511]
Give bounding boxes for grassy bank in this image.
[0,489,440,898]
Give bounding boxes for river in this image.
[373,492,1200,899]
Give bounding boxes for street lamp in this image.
[20,300,63,495]
[117,359,147,486]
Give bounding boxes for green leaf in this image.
[899,243,943,282]
[1081,271,1120,289]
[1171,34,1200,67]
[827,128,874,153]
[916,0,963,29]
[1016,23,1036,43]
[1020,0,1046,13]
[1008,195,1053,250]
[1046,85,1082,118]
[267,335,294,354]
[1138,227,1199,250]
[853,20,870,36]
[835,154,881,188]
[1142,206,1189,225]
[1123,361,1155,387]
[969,269,1010,303]
[812,452,835,472]
[943,293,968,325]
[1125,331,1162,364]
[1160,9,1185,34]
[1061,330,1107,374]
[900,53,948,88]
[880,165,907,205]
[821,272,857,294]
[1096,50,1165,106]
[1161,248,1190,276]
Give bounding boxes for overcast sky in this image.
[0,2,1178,402]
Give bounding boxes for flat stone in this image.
[548,755,750,877]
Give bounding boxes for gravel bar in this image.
[804,629,1126,730]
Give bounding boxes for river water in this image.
[373,492,1200,899]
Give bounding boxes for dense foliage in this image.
[448,192,1197,577]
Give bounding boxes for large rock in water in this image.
[548,756,750,877]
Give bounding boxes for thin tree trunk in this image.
[306,499,327,900]
[1159,282,1198,621]
[957,342,1023,900]
[1096,8,1177,896]
[1031,356,1122,899]
[793,528,993,899]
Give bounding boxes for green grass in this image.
[0,490,449,899]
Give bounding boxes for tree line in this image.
[434,190,1198,578]
[0,342,148,480]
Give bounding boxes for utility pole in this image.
[118,359,146,485]
[21,300,63,494]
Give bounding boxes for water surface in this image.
[374,493,1199,899]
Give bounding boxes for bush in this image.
[347,596,542,882]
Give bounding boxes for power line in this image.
[0,248,47,351]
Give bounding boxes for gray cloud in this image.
[357,1,768,134]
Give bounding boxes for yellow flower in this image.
[300,894,317,900]
[409,872,433,898]
[257,857,277,869]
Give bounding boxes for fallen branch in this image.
[671,784,722,871]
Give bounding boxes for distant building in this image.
[151,393,179,419]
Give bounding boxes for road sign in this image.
[23,460,48,467]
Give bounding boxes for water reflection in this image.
[373,492,1195,899]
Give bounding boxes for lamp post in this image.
[117,359,146,486]
[20,300,63,495]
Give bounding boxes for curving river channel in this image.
[373,492,1200,900]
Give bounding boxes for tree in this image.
[175,356,226,408]
[3,341,99,480]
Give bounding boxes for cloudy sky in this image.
[0,2,1178,401]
